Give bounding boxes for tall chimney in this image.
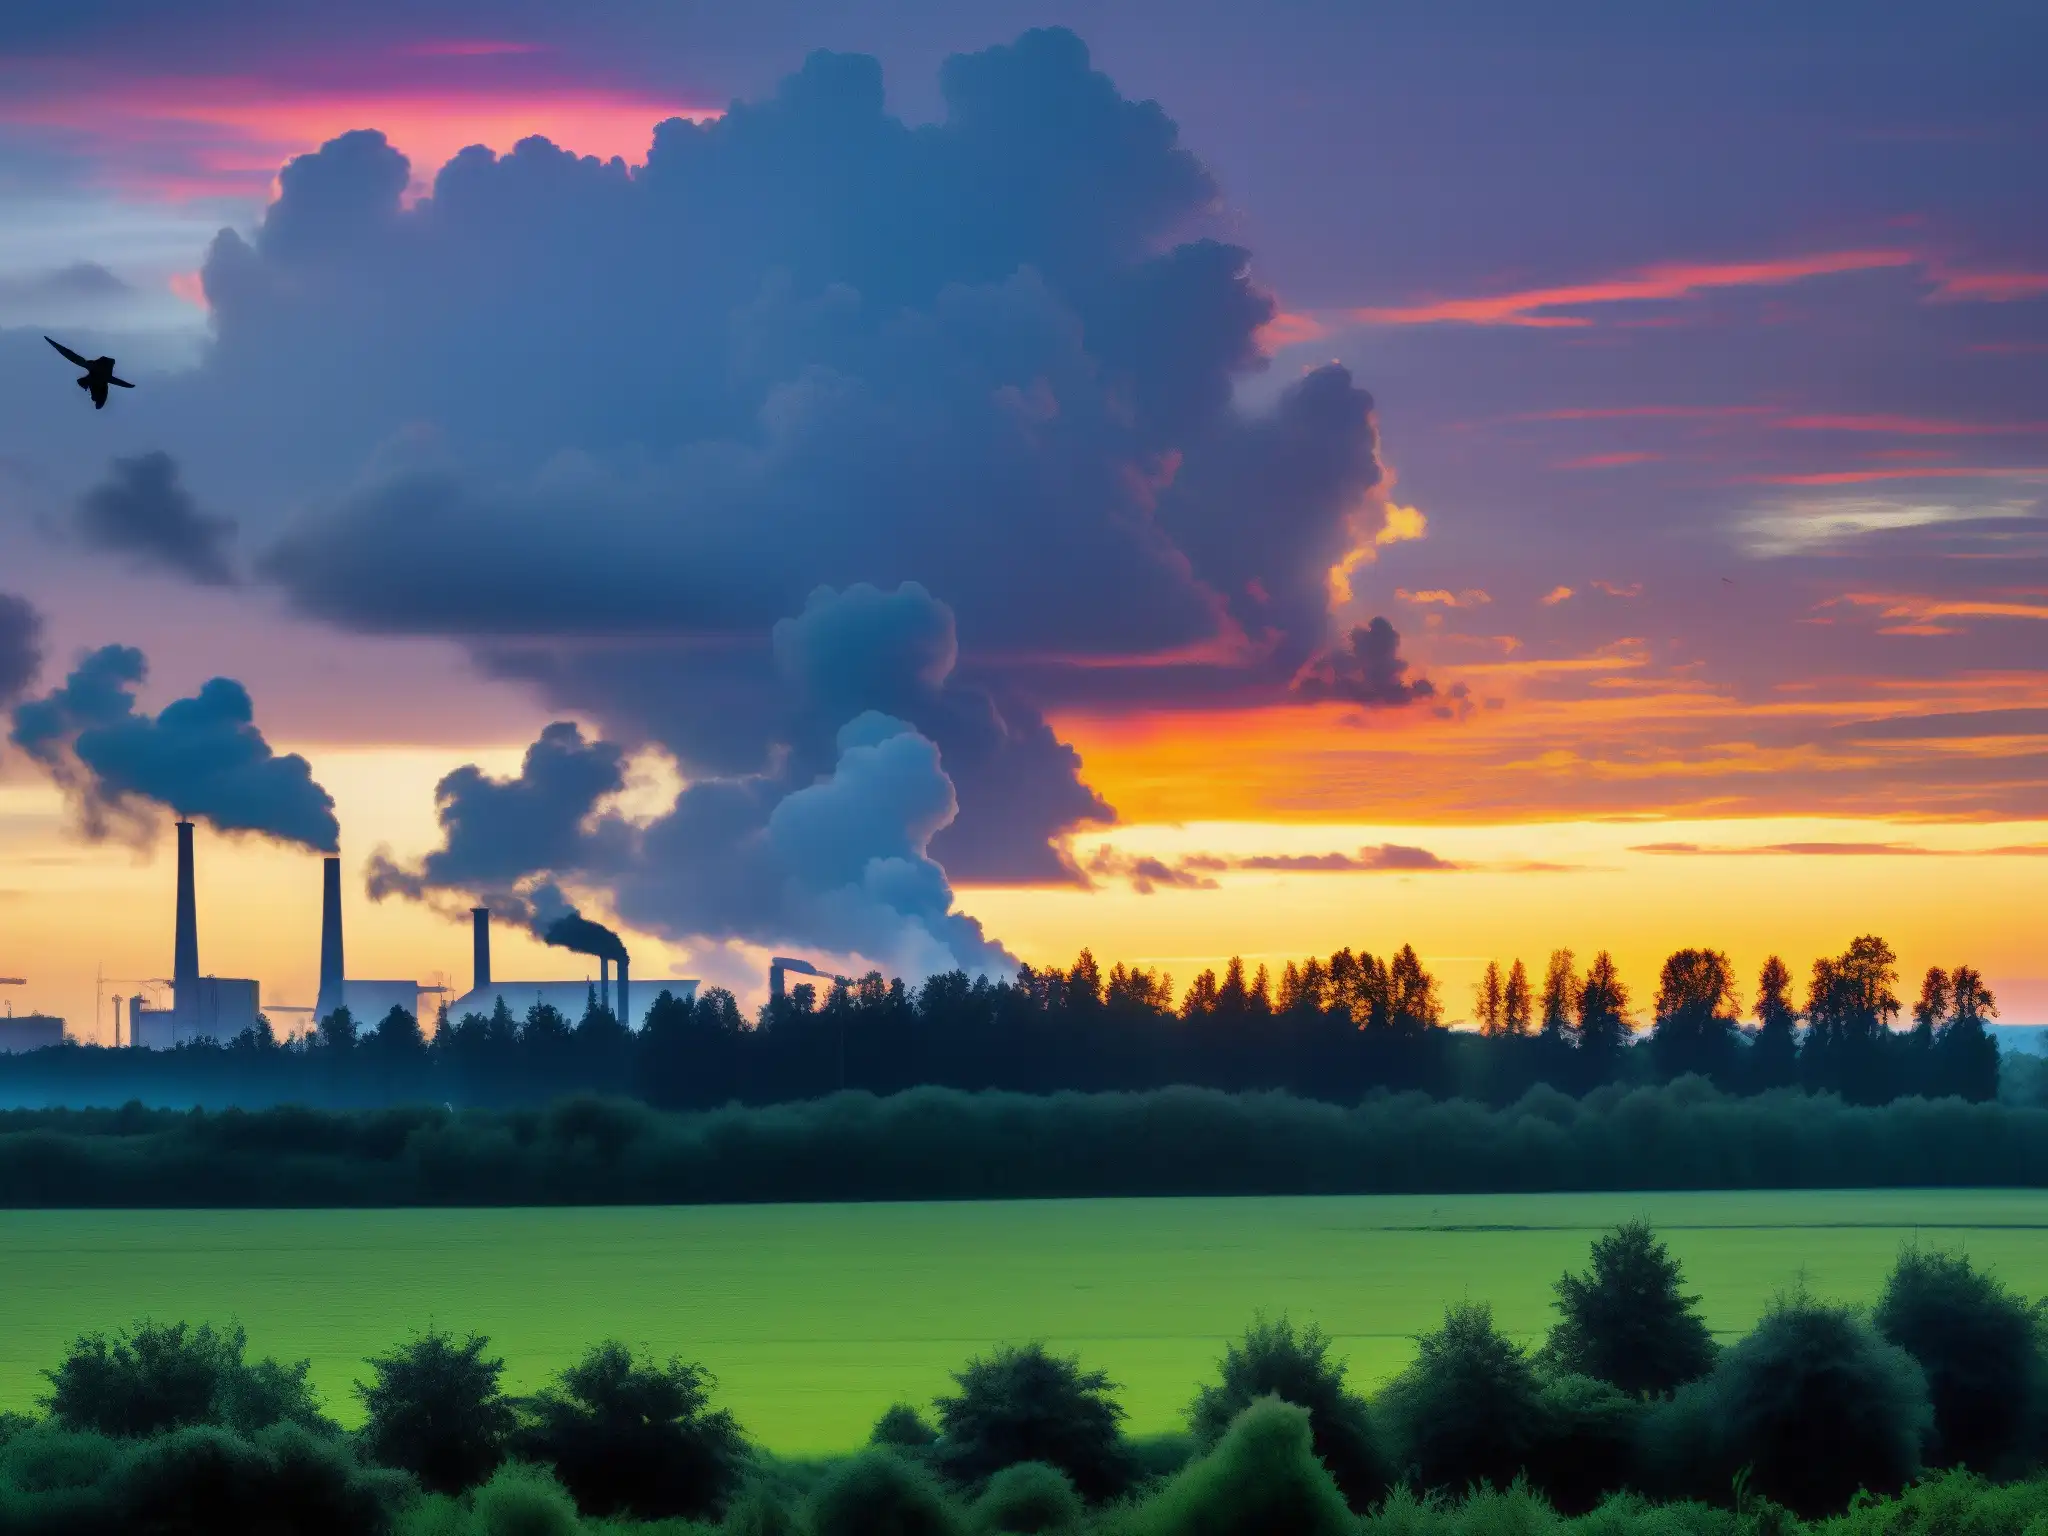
[617,954,630,1029]
[316,855,345,1022]
[471,908,492,992]
[599,956,611,1016]
[173,820,199,1023]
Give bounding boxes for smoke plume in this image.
[8,644,339,851]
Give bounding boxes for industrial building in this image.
[441,908,697,1029]
[123,822,445,1049]
[127,821,263,1046]
[0,1014,65,1052]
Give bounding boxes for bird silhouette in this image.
[46,337,133,409]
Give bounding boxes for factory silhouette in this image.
[112,820,706,1047]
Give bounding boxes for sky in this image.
[1,0,2044,1039]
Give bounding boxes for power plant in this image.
[122,823,445,1048]
[443,907,698,1028]
[89,826,699,1049]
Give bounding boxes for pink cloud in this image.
[1777,413,2048,436]
[1352,248,2048,330]
[0,73,717,200]
[1352,249,1916,328]
[1741,465,2048,486]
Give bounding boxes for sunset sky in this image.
[2,1,2044,1040]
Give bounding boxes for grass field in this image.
[1,1190,2044,1453]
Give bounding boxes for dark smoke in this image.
[8,644,339,851]
[542,912,629,964]
[0,592,41,706]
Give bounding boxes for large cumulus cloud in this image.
[190,32,1423,892]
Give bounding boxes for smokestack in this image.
[173,820,199,1023]
[316,855,344,1022]
[472,908,492,992]
[599,955,610,1016]
[617,954,630,1029]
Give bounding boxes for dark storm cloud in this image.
[8,645,339,850]
[188,30,1398,887]
[1290,616,1437,707]
[0,593,42,707]
[74,451,239,585]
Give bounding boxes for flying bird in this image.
[45,337,133,409]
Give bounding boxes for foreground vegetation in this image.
[1,1229,2043,1534]
[18,935,2003,1111]
[0,1081,2044,1206]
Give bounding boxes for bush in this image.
[934,1344,1131,1502]
[874,1402,941,1450]
[41,1319,328,1437]
[1528,1373,1643,1514]
[1111,1398,1353,1536]
[514,1340,749,1519]
[468,1461,584,1536]
[1644,1291,1930,1517]
[1189,1316,1391,1510]
[971,1461,1083,1533]
[810,1448,964,1536]
[720,1483,809,1536]
[1543,1222,1716,1396]
[358,1330,517,1494]
[1873,1245,2047,1475]
[106,1422,410,1536]
[1811,1467,2048,1536]
[1381,1302,1548,1493]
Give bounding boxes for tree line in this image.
[0,935,2004,1111]
[3,1227,2045,1532]
[2,1084,2045,1207]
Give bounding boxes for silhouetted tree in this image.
[1576,953,1633,1061]
[1388,946,1442,1034]
[1475,963,1506,1035]
[1804,936,1902,1102]
[1503,959,1533,1036]
[1752,955,1799,1091]
[1540,950,1580,1042]
[1543,1222,1715,1395]
[356,1329,514,1494]
[316,1006,358,1053]
[1934,966,1999,1103]
[1651,949,1740,1083]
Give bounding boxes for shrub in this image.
[972,1461,1083,1533]
[514,1340,749,1519]
[934,1343,1131,1501]
[810,1448,964,1536]
[1643,1291,1930,1517]
[1810,1467,2048,1536]
[720,1483,809,1536]
[41,1319,328,1438]
[1543,1222,1716,1396]
[1381,1302,1548,1493]
[1189,1315,1391,1510]
[1112,1398,1353,1536]
[874,1402,941,1450]
[1528,1373,1642,1514]
[468,1461,583,1536]
[107,1422,409,1536]
[1872,1245,2047,1475]
[358,1330,517,1494]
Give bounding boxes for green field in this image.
[1,1190,2044,1452]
